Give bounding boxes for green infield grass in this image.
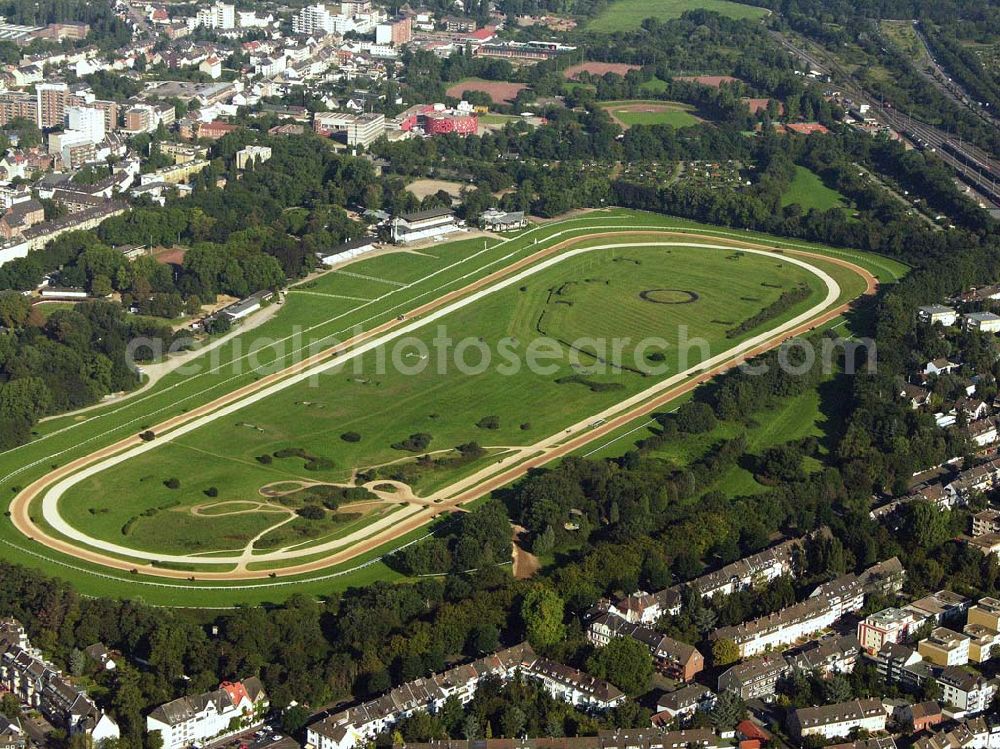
[0,209,907,604]
[781,166,850,212]
[587,0,768,33]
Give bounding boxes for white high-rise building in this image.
[292,4,351,34]
[66,106,105,144]
[196,2,235,29]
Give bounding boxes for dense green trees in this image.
[585,638,653,696]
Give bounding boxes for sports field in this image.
[587,0,768,33]
[0,209,908,605]
[781,166,850,212]
[601,100,701,129]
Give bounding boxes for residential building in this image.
[375,16,411,45]
[0,92,37,125]
[307,644,623,749]
[962,623,1000,663]
[393,730,730,749]
[787,699,886,741]
[963,312,1000,333]
[66,105,105,143]
[138,160,210,186]
[918,627,971,667]
[0,619,119,743]
[50,130,95,169]
[902,702,943,733]
[905,590,972,626]
[145,679,268,749]
[390,207,461,244]
[313,112,385,147]
[870,642,930,692]
[858,608,917,656]
[200,56,222,79]
[968,597,1000,631]
[786,633,860,675]
[443,16,476,32]
[0,716,25,749]
[36,82,68,128]
[923,358,959,376]
[937,667,997,715]
[913,717,1000,749]
[612,537,806,624]
[972,511,1000,538]
[717,655,791,701]
[235,145,272,170]
[0,200,44,239]
[586,613,704,681]
[712,595,845,659]
[655,685,714,722]
[195,2,235,29]
[919,305,959,327]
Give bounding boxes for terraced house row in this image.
[609,536,807,625]
[305,644,624,749]
[0,619,119,745]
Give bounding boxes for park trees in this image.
[520,587,565,649]
[586,638,653,696]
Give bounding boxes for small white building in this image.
[145,679,268,749]
[964,312,1000,333]
[918,304,958,327]
[938,667,998,715]
[788,698,886,741]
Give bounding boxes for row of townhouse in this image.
[710,559,904,659]
[392,728,732,749]
[787,698,887,741]
[145,679,269,749]
[586,613,704,682]
[306,644,624,749]
[0,619,119,744]
[717,633,860,699]
[610,537,806,625]
[914,717,1000,749]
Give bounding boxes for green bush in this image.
[297,504,325,520]
[391,433,433,452]
[163,478,180,489]
[476,415,500,430]
[341,431,362,443]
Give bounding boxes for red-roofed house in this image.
[460,26,496,42]
[197,121,238,140]
[737,720,771,749]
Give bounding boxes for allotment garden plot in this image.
[56,243,825,569]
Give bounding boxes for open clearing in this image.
[587,0,767,32]
[600,100,701,129]
[445,78,528,104]
[0,210,906,604]
[404,179,467,201]
[781,166,850,212]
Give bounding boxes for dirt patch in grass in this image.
[445,79,528,104]
[562,62,641,79]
